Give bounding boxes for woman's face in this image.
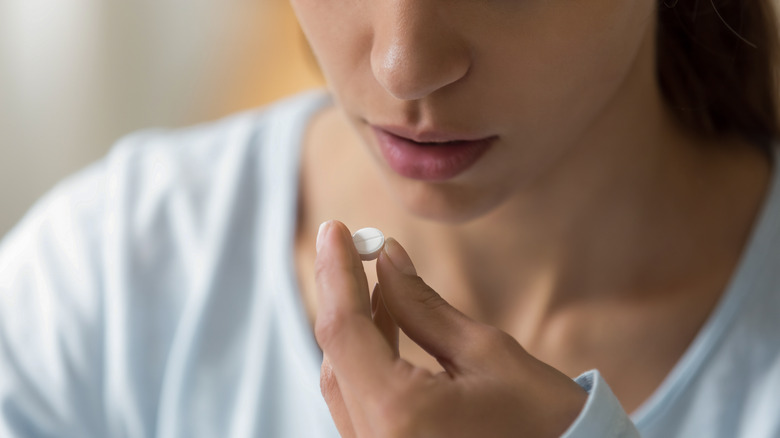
[291,0,658,223]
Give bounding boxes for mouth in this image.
[371,125,497,182]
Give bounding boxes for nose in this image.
[370,1,471,101]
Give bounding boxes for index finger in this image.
[314,220,397,397]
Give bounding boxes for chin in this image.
[384,176,508,225]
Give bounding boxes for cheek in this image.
[290,0,372,98]
[428,1,656,197]
[476,1,656,151]
[500,1,654,120]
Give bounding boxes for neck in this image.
[299,70,771,333]
[387,71,770,328]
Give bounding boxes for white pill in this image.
[352,227,385,261]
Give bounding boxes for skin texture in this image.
[289,0,773,435]
[292,0,661,222]
[314,221,587,437]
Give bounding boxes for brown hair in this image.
[657,0,780,150]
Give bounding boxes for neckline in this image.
[274,91,780,429]
[272,90,334,378]
[630,144,780,429]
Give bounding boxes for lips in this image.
[372,126,497,182]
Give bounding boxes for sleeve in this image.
[561,370,642,438]
[0,161,109,437]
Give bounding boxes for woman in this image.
[0,0,778,437]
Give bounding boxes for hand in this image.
[314,220,588,438]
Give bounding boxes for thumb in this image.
[376,238,486,374]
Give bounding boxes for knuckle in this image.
[314,310,347,349]
[411,280,448,311]
[492,328,522,350]
[313,255,335,283]
[469,325,518,356]
[319,366,341,403]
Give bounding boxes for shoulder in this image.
[0,87,331,358]
[1,89,330,261]
[0,89,331,304]
[698,144,780,433]
[115,88,329,158]
[96,90,329,255]
[105,89,330,197]
[0,91,332,436]
[633,145,780,437]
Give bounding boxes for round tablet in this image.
[352,227,385,261]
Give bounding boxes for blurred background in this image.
[0,0,323,238]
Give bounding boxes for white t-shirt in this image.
[1,90,779,437]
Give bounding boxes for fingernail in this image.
[316,221,331,253]
[383,238,417,276]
